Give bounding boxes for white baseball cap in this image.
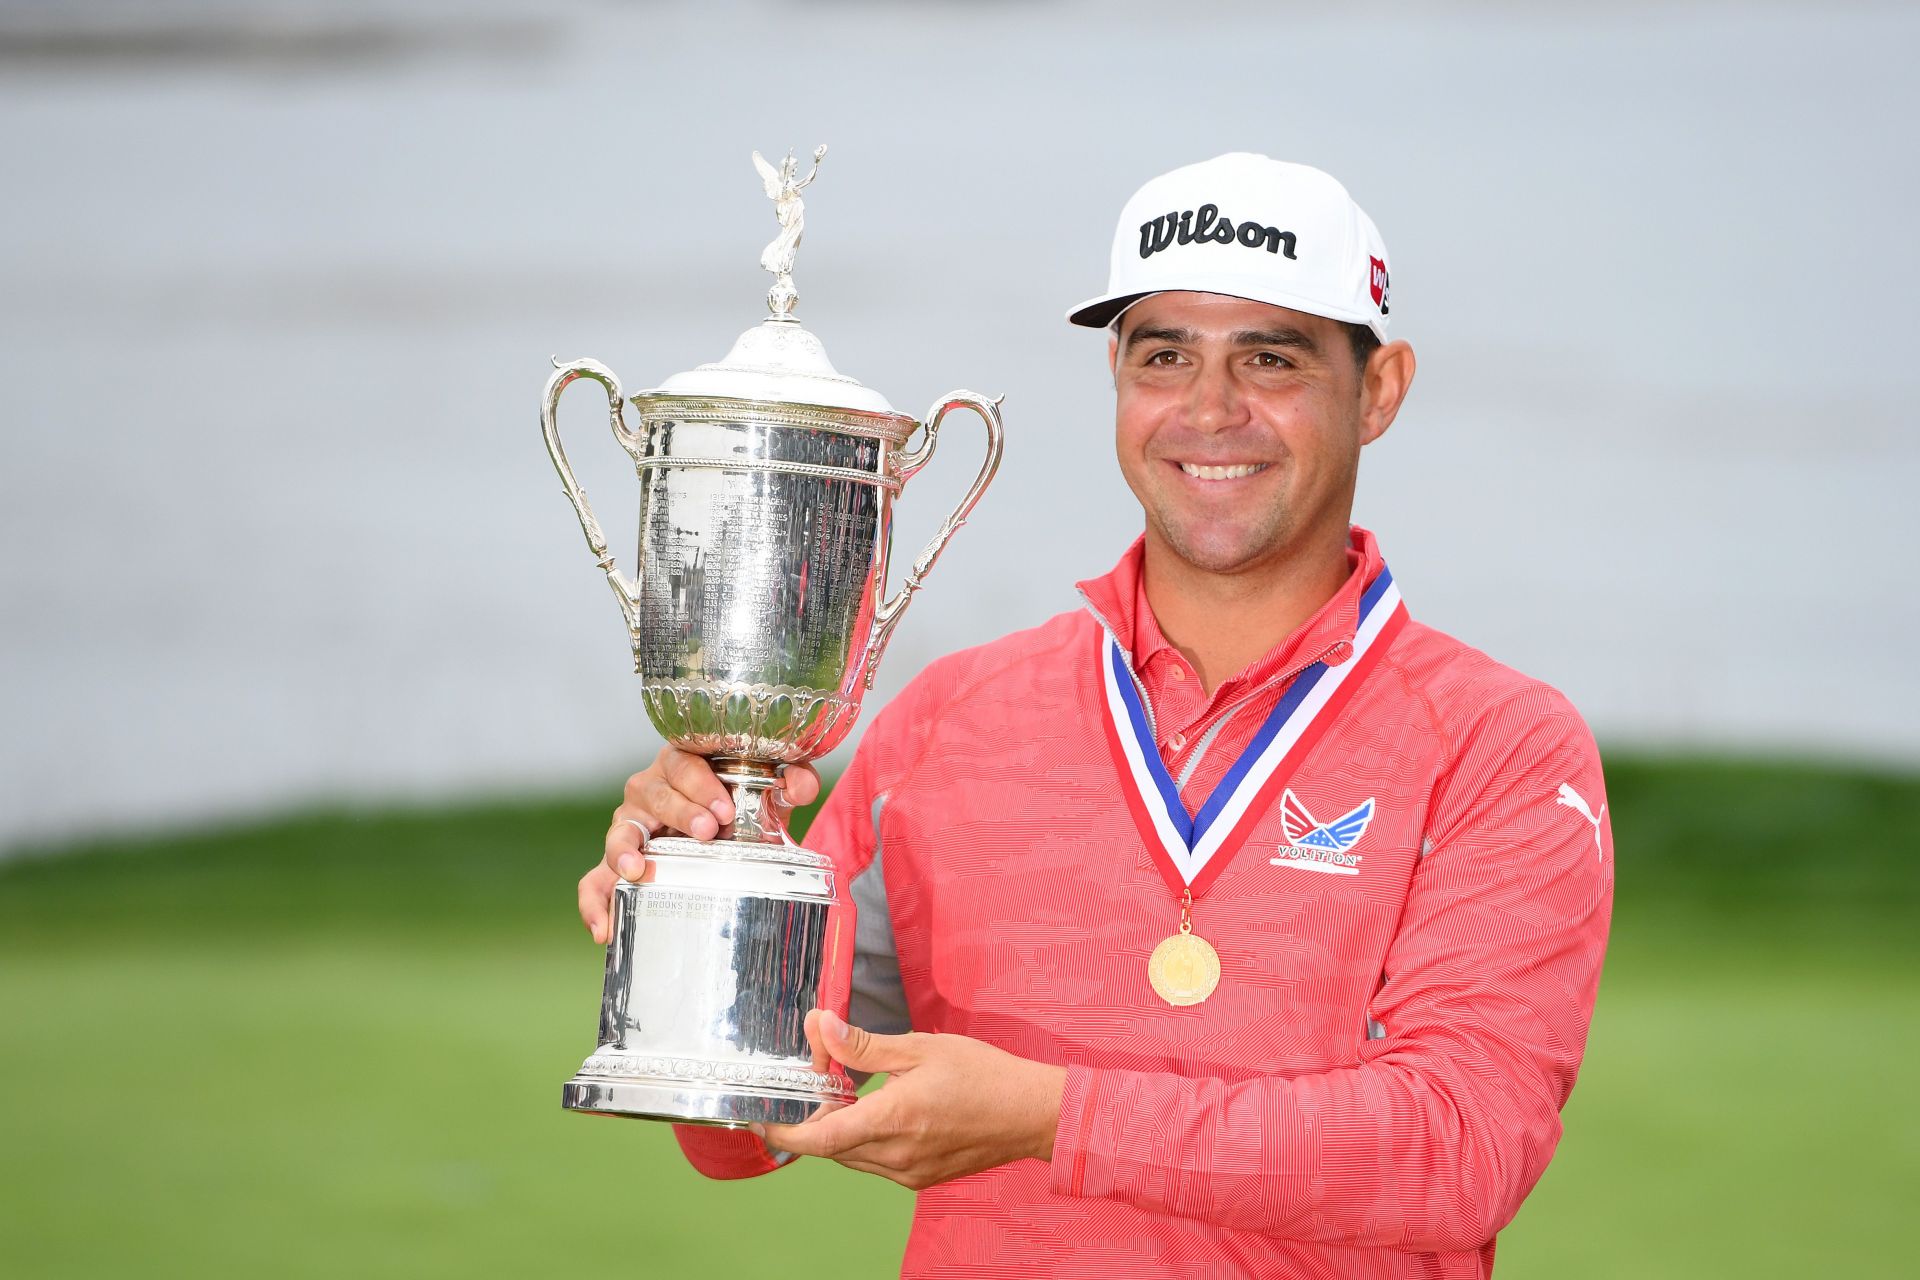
[1067,153,1392,340]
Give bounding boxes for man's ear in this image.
[1359,341,1416,447]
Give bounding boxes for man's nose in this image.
[1184,363,1251,433]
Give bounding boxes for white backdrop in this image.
[2,0,1914,853]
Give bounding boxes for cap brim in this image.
[1066,292,1149,329]
[1067,282,1388,341]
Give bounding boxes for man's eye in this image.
[1251,351,1290,368]
[1146,350,1182,366]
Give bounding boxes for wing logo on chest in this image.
[1272,789,1375,875]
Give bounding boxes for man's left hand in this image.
[754,1010,1066,1191]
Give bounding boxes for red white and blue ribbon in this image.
[1098,567,1408,897]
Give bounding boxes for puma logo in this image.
[1555,783,1607,860]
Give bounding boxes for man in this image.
[578,153,1613,1277]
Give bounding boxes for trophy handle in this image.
[859,391,1005,688]
[542,357,646,653]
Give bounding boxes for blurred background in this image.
[2,1,1915,1276]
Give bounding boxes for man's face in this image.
[1110,291,1378,579]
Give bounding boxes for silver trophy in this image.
[541,147,1003,1127]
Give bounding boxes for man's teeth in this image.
[1179,462,1269,480]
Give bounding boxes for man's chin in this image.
[1156,527,1290,578]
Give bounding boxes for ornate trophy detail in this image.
[752,144,825,320]
[540,148,1004,1128]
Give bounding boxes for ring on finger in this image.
[621,818,648,838]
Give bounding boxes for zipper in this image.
[1078,588,1161,740]
[1184,641,1348,746]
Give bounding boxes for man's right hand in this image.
[576,747,822,944]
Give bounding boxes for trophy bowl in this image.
[626,380,940,766]
[540,149,1003,1127]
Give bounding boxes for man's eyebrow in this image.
[1122,325,1197,353]
[1232,326,1319,353]
[1122,324,1322,355]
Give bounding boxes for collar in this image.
[1076,526,1386,691]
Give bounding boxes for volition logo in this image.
[1270,788,1375,875]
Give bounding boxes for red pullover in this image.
[675,527,1614,1278]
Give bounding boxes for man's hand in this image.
[576,747,821,944]
[754,1010,1066,1192]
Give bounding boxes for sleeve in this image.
[1048,694,1614,1250]
[670,704,899,1181]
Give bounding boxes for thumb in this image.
[814,1009,920,1074]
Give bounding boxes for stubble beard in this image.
[1149,495,1300,579]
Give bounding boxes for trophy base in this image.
[561,834,856,1130]
[561,1071,842,1127]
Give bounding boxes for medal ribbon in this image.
[1098,566,1408,899]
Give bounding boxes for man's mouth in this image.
[1177,462,1271,481]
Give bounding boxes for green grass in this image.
[2,758,1916,1277]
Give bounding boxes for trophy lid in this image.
[639,145,901,419]
[646,318,899,416]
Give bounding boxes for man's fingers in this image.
[585,748,806,949]
[780,764,822,808]
[657,748,735,828]
[577,864,618,944]
[803,1008,833,1075]
[815,1010,922,1075]
[631,774,722,841]
[602,806,655,881]
[583,748,747,950]
[757,1097,887,1159]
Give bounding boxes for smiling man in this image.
[580,154,1614,1278]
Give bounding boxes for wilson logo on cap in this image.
[1138,203,1299,261]
[1369,256,1390,315]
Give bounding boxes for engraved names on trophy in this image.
[632,888,729,921]
[635,423,881,690]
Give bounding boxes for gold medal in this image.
[1148,930,1221,1005]
[1148,889,1220,1006]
